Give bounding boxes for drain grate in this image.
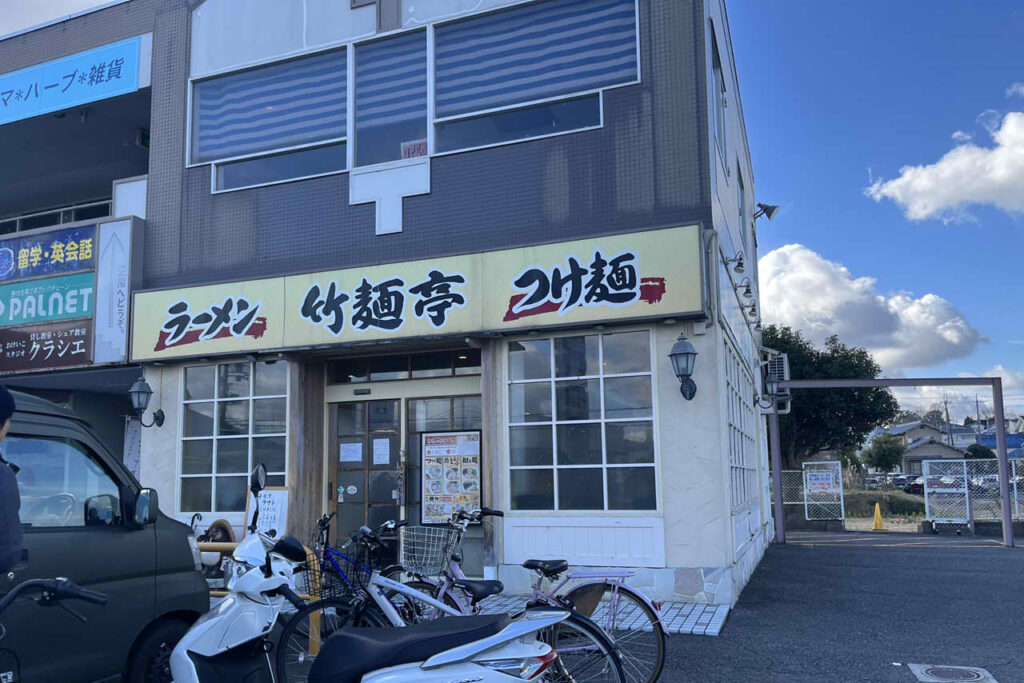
[907,664,996,683]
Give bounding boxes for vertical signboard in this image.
[93,220,132,364]
[0,218,138,375]
[421,431,481,524]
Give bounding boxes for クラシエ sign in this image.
[0,36,142,126]
[0,272,94,327]
[132,225,703,361]
[0,320,92,373]
[421,431,481,525]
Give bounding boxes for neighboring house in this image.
[1011,416,1024,434]
[978,433,1024,451]
[902,439,967,475]
[944,424,978,450]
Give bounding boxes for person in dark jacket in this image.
[0,386,21,572]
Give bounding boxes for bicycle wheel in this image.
[385,580,462,624]
[578,584,665,683]
[536,609,626,683]
[276,599,388,683]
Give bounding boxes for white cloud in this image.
[865,111,1024,220]
[951,130,973,143]
[890,367,1024,421]
[1007,82,1024,98]
[759,245,985,372]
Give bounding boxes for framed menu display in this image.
[421,430,481,525]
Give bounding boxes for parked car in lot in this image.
[904,477,925,495]
[0,391,208,683]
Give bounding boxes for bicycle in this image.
[398,508,666,683]
[277,522,626,683]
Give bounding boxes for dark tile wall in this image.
[1,0,713,291]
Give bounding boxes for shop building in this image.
[0,5,153,461]
[4,0,771,604]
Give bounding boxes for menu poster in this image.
[421,430,481,525]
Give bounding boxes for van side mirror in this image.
[133,488,159,526]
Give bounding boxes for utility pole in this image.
[943,394,954,446]
[975,394,982,444]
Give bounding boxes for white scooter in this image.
[170,464,572,683]
[170,464,311,682]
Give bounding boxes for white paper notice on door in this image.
[340,442,363,463]
[373,438,391,466]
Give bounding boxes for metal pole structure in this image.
[777,376,1015,548]
[991,378,1014,548]
[769,411,785,544]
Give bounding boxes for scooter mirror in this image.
[250,463,267,495]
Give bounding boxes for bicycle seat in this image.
[309,614,511,683]
[452,578,504,603]
[522,559,569,577]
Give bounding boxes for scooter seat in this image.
[452,578,504,603]
[522,558,569,577]
[309,614,511,683]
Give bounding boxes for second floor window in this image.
[355,31,428,166]
[191,49,347,164]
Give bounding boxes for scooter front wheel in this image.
[276,599,388,683]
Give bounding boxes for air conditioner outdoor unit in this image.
[760,347,791,415]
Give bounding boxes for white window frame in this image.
[185,0,642,192]
[177,360,290,518]
[711,29,727,166]
[723,336,757,512]
[505,327,660,514]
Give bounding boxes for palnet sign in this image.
[132,225,705,361]
[0,220,138,374]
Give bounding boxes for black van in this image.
[0,391,208,682]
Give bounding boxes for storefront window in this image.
[507,330,656,512]
[179,360,288,514]
[329,349,480,383]
[406,395,482,523]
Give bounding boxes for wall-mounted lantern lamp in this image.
[756,372,780,409]
[129,377,164,428]
[668,333,698,400]
[735,277,753,300]
[725,251,745,274]
[753,319,762,332]
[744,301,758,318]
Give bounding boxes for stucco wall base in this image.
[498,529,771,606]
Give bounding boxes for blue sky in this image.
[730,1,1024,417]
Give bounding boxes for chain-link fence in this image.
[781,470,805,506]
[924,458,1024,523]
[802,462,844,520]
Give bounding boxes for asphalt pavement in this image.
[662,531,1024,682]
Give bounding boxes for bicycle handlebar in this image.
[0,578,108,615]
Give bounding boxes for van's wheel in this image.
[125,619,190,683]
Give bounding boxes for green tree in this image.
[965,443,995,459]
[893,410,922,425]
[862,433,905,472]
[922,409,947,429]
[763,325,900,469]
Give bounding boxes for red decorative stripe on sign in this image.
[152,316,268,352]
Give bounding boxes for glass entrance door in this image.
[332,400,402,559]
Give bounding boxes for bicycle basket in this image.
[400,525,460,577]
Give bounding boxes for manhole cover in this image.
[907,664,996,683]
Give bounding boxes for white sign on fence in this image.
[802,461,845,521]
